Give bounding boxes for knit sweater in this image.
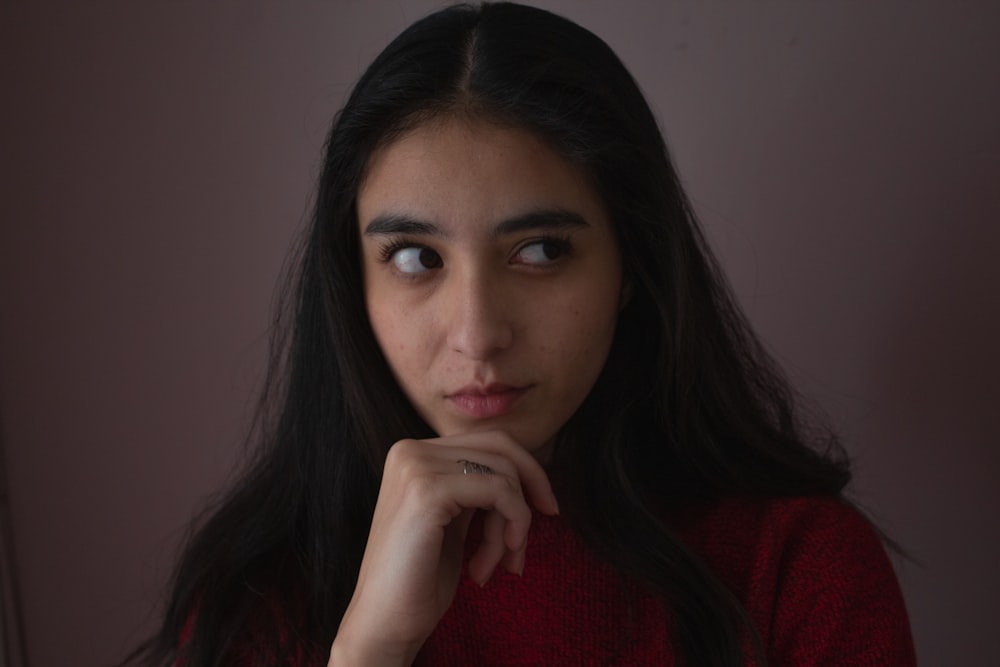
[415,496,915,666]
[197,495,914,665]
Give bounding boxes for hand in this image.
[329,430,559,666]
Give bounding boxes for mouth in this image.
[446,383,531,419]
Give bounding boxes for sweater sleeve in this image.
[766,499,916,667]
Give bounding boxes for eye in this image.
[513,238,570,266]
[389,245,443,274]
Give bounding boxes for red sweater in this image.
[415,496,915,666]
[194,496,914,665]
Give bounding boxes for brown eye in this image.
[515,238,570,265]
[391,246,442,273]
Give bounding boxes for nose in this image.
[445,269,514,360]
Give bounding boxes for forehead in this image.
[357,118,608,231]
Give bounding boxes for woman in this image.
[127,2,914,665]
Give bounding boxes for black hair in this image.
[125,3,849,665]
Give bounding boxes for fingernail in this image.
[516,550,526,576]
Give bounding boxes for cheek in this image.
[542,290,621,370]
[367,294,414,368]
[366,292,440,391]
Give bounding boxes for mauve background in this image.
[1,1,998,665]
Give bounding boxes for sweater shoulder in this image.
[674,495,916,666]
[670,494,890,577]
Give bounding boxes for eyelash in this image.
[376,238,422,264]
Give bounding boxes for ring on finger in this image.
[457,459,495,476]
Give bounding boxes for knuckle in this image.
[384,440,434,486]
[385,438,419,467]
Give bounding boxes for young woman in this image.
[128,3,915,665]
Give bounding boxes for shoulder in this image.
[670,495,886,574]
[672,494,891,565]
[672,495,916,666]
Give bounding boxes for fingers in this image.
[467,510,508,586]
[441,508,476,578]
[338,431,552,657]
[384,431,554,586]
[425,430,560,517]
[448,478,529,586]
[380,440,533,560]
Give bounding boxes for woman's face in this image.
[358,118,624,459]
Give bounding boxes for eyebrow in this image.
[362,208,590,238]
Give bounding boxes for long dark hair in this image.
[126,3,850,665]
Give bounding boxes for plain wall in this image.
[1,2,998,665]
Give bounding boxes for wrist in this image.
[328,628,419,667]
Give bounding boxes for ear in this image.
[619,276,634,311]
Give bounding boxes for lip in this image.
[446,383,530,419]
